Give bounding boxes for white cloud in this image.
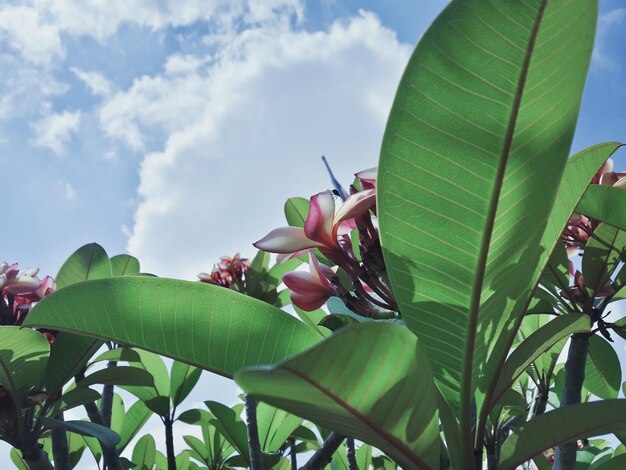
[71,68,113,97]
[103,12,410,279]
[64,182,77,200]
[31,108,81,156]
[592,8,626,70]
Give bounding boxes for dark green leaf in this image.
[41,417,121,449]
[205,401,250,464]
[578,185,626,231]
[500,400,626,468]
[79,366,155,388]
[170,361,202,409]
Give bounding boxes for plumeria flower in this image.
[283,252,337,311]
[254,189,376,256]
[356,167,377,190]
[198,253,249,289]
[0,263,40,294]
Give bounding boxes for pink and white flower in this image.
[283,252,337,311]
[254,189,376,256]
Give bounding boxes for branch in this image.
[300,432,345,470]
[245,395,264,470]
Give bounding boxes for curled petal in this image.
[334,189,376,226]
[34,276,56,299]
[304,191,337,247]
[254,227,322,254]
[283,252,335,311]
[356,167,377,190]
[614,176,626,189]
[3,276,41,294]
[289,291,329,311]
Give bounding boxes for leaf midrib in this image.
[282,366,431,470]
[462,0,549,456]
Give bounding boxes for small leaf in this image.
[492,314,590,407]
[205,401,250,464]
[578,185,626,231]
[110,254,141,277]
[0,327,50,406]
[50,387,102,416]
[91,347,142,364]
[500,400,626,468]
[132,434,156,470]
[284,197,309,227]
[177,408,213,425]
[170,361,202,409]
[55,243,112,289]
[583,224,626,296]
[41,417,121,449]
[79,366,155,388]
[585,335,621,399]
[117,400,153,453]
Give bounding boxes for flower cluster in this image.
[254,168,397,318]
[198,253,250,290]
[0,262,56,342]
[562,159,626,254]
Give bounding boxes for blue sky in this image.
[1,0,626,465]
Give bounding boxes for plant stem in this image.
[245,395,264,470]
[346,438,357,469]
[50,412,70,470]
[22,445,54,470]
[300,432,344,470]
[164,417,176,470]
[289,438,297,470]
[553,332,590,470]
[100,360,117,428]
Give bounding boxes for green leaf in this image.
[44,333,102,398]
[585,335,621,399]
[236,323,440,469]
[205,401,250,464]
[50,387,102,416]
[55,243,112,289]
[593,454,626,470]
[293,306,331,338]
[583,223,626,296]
[356,444,373,469]
[492,314,590,407]
[110,254,141,277]
[116,399,153,453]
[266,258,303,286]
[26,277,321,379]
[377,0,597,440]
[0,326,50,406]
[90,347,142,364]
[10,448,29,470]
[41,417,121,449]
[79,366,155,388]
[284,197,309,227]
[257,402,302,453]
[318,314,359,332]
[578,185,626,231]
[132,434,156,470]
[177,408,213,425]
[170,361,202,409]
[122,349,170,417]
[499,400,626,468]
[184,435,210,466]
[67,431,87,469]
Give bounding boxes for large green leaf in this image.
[0,327,50,405]
[41,417,120,449]
[585,335,621,399]
[377,0,597,441]
[236,323,440,469]
[491,313,590,407]
[25,277,321,379]
[499,400,626,468]
[578,185,626,231]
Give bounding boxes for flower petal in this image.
[289,291,329,311]
[304,190,336,247]
[254,227,321,254]
[334,189,376,226]
[3,276,41,294]
[356,167,377,190]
